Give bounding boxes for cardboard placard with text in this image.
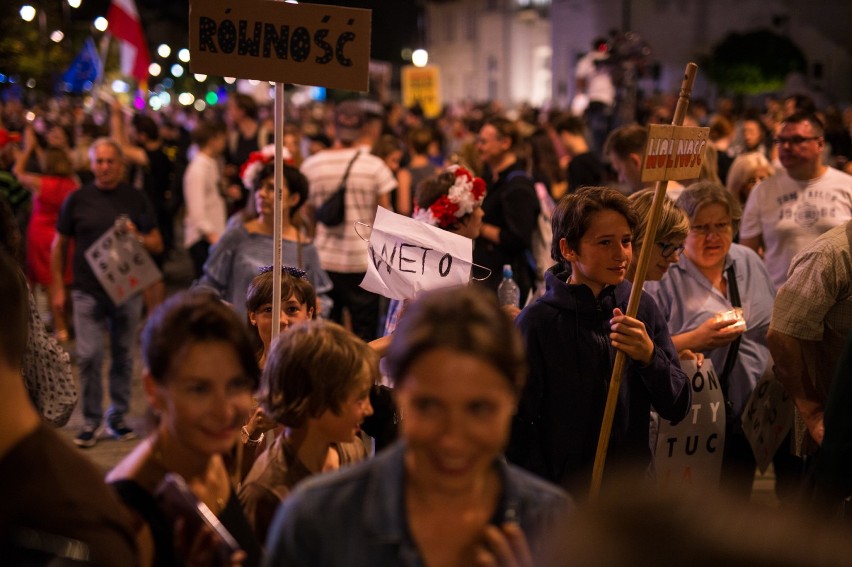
[360,207,473,301]
[401,65,442,119]
[641,125,710,183]
[189,0,371,92]
[84,227,162,306]
[655,359,726,491]
[742,371,794,474]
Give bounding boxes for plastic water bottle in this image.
[497,264,521,307]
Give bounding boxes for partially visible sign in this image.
[401,65,441,119]
[189,0,371,92]
[641,125,710,183]
[742,372,794,474]
[655,359,726,491]
[84,227,161,306]
[360,207,472,300]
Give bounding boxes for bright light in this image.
[170,64,184,77]
[178,48,190,63]
[26,79,36,89]
[158,92,171,106]
[148,63,162,77]
[50,30,64,43]
[20,5,36,22]
[194,100,207,112]
[193,73,207,82]
[25,111,36,122]
[178,92,195,106]
[205,91,219,105]
[224,76,236,84]
[149,96,162,111]
[67,0,82,8]
[94,17,108,31]
[157,44,171,58]
[248,79,260,86]
[412,49,428,68]
[111,79,129,93]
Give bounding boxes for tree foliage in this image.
[704,29,807,95]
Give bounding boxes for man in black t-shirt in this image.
[52,138,163,448]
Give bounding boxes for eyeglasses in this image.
[690,222,733,237]
[656,242,685,258]
[773,136,821,146]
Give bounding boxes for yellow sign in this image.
[641,125,710,183]
[189,0,371,92]
[401,65,441,119]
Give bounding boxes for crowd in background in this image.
[3,83,852,565]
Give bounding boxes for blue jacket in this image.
[507,268,691,497]
[264,442,570,566]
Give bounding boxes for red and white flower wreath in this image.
[412,165,486,229]
[239,144,293,189]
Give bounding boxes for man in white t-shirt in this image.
[740,113,852,288]
[301,101,395,341]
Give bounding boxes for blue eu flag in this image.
[60,38,101,93]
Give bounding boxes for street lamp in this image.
[149,63,162,77]
[67,0,82,8]
[20,5,36,22]
[94,16,108,31]
[412,49,428,68]
[178,48,190,63]
[158,44,171,58]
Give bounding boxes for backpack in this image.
[506,171,555,294]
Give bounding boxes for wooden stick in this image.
[589,62,698,499]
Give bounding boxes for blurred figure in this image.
[555,114,605,195]
[726,152,774,207]
[265,286,570,565]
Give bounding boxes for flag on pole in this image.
[60,37,102,93]
[106,0,150,89]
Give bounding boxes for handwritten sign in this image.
[84,227,162,306]
[360,207,473,300]
[655,359,726,490]
[402,65,441,119]
[641,125,710,183]
[189,0,371,92]
[742,371,794,474]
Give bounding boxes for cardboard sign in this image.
[641,125,710,183]
[401,65,441,119]
[84,227,162,306]
[655,359,726,490]
[360,207,473,300]
[189,0,371,92]
[742,371,794,474]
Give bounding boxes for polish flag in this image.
[106,0,150,87]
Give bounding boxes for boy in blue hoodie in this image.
[507,186,690,498]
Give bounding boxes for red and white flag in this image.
[106,0,150,88]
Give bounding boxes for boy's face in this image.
[560,209,632,296]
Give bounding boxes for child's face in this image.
[560,209,632,296]
[249,293,313,353]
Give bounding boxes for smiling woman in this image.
[264,286,570,566]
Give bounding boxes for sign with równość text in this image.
[189,0,371,92]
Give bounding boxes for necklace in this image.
[149,436,226,513]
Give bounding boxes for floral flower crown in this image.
[239,144,293,189]
[412,165,486,229]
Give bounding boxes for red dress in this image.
[26,176,77,285]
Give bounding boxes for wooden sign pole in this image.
[270,81,285,345]
[589,62,699,499]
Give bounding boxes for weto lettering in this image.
[198,12,358,67]
[370,241,454,278]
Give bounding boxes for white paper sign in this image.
[360,207,473,300]
[655,359,726,491]
[742,371,794,474]
[84,226,162,306]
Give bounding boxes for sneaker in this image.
[74,424,100,448]
[106,417,136,441]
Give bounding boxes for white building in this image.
[424,0,852,108]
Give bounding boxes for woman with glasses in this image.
[626,189,688,283]
[644,181,775,497]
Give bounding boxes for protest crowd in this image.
[6,73,852,566]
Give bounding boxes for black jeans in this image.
[188,239,210,282]
[327,271,380,342]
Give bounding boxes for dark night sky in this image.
[71,0,420,64]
